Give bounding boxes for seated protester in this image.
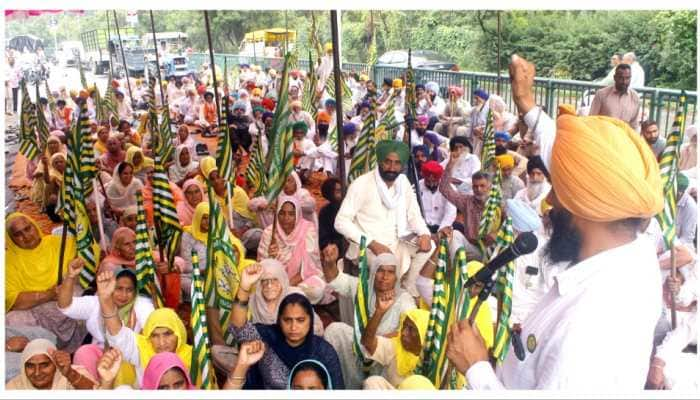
[94,125,111,157]
[98,134,127,176]
[105,162,144,218]
[115,91,133,122]
[309,116,339,177]
[248,259,325,336]
[318,177,345,253]
[141,352,194,390]
[174,125,198,162]
[229,100,253,150]
[419,161,457,235]
[5,213,92,353]
[675,173,697,247]
[98,271,192,387]
[176,179,204,226]
[125,146,154,183]
[291,121,318,181]
[197,91,218,136]
[288,359,334,390]
[257,197,328,305]
[58,265,153,386]
[118,120,141,148]
[321,250,417,389]
[423,132,448,162]
[434,85,471,138]
[119,206,138,231]
[412,145,430,176]
[99,227,137,273]
[39,153,66,223]
[361,309,430,390]
[29,135,64,208]
[168,145,199,188]
[224,275,344,390]
[513,155,551,214]
[180,203,253,327]
[5,326,57,383]
[495,131,528,179]
[495,152,525,200]
[178,89,199,125]
[249,171,317,229]
[248,106,267,150]
[6,339,96,390]
[440,137,481,195]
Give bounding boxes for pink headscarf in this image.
[176,179,204,226]
[275,195,322,282]
[141,352,194,390]
[101,227,137,269]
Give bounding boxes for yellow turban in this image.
[552,115,663,222]
[324,42,333,53]
[392,79,403,89]
[495,154,515,170]
[199,156,218,179]
[398,375,436,390]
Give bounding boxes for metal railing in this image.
[188,53,697,134]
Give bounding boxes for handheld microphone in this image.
[464,232,538,288]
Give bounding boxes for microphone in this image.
[464,232,538,287]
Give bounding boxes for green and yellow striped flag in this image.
[324,70,353,119]
[302,50,319,120]
[135,191,165,308]
[93,83,106,123]
[35,81,50,150]
[655,94,687,250]
[348,96,377,183]
[215,97,235,184]
[102,70,119,124]
[352,236,373,376]
[205,184,240,346]
[376,91,400,141]
[61,100,100,288]
[492,216,515,363]
[245,137,268,198]
[480,109,495,170]
[45,79,57,118]
[478,169,503,260]
[190,252,218,390]
[19,80,39,161]
[265,53,295,203]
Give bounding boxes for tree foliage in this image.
[6,9,696,90]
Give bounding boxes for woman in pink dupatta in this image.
[248,171,317,229]
[256,196,328,304]
[175,179,204,226]
[99,227,137,273]
[141,352,194,390]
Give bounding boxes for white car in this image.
[57,41,85,68]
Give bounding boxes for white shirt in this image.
[419,180,456,230]
[466,235,662,390]
[335,169,430,260]
[513,181,551,216]
[676,191,697,246]
[440,153,481,195]
[630,62,646,89]
[60,295,154,345]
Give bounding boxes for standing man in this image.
[623,52,645,89]
[600,53,622,87]
[446,54,664,390]
[335,140,433,298]
[589,63,641,130]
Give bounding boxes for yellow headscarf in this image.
[398,374,437,390]
[393,309,430,377]
[553,115,663,222]
[125,146,154,173]
[5,213,76,312]
[199,156,218,180]
[184,202,209,244]
[136,308,192,373]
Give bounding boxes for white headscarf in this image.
[168,144,199,183]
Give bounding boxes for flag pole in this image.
[330,10,346,194]
[670,237,677,329]
[496,11,502,96]
[92,179,108,251]
[106,11,114,78]
[203,10,222,128]
[112,10,135,106]
[57,221,68,285]
[149,10,166,106]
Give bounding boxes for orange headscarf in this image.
[552,115,663,222]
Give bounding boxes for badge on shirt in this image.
[526,334,537,353]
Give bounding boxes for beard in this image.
[527,182,545,200]
[544,207,582,266]
[379,168,400,182]
[426,184,438,193]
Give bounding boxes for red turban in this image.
[421,160,444,179]
[261,97,276,111]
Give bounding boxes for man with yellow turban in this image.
[495,150,525,200]
[335,140,433,299]
[447,55,664,391]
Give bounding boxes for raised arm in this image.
[231,263,263,329]
[57,258,85,309]
[360,290,395,356]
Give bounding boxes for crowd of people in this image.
[4,40,698,393]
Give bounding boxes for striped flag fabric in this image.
[190,252,218,390]
[34,81,50,150]
[78,55,88,89]
[102,70,119,124]
[205,184,241,346]
[478,169,503,260]
[45,79,57,118]
[265,53,295,203]
[491,216,516,363]
[348,97,377,183]
[93,83,106,123]
[134,191,165,308]
[302,50,319,120]
[158,106,175,163]
[480,109,495,170]
[61,100,100,289]
[215,97,235,184]
[324,70,353,119]
[245,137,268,198]
[19,80,39,161]
[375,91,400,141]
[352,236,373,376]
[655,93,687,250]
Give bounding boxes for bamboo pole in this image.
[112,10,135,105]
[203,11,222,128]
[330,10,346,194]
[149,10,166,106]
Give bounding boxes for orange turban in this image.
[496,154,515,170]
[316,110,332,125]
[558,104,576,117]
[552,115,663,222]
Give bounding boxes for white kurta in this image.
[419,180,457,230]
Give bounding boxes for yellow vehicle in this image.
[239,28,296,58]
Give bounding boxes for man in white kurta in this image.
[335,140,433,298]
[418,161,456,235]
[447,55,664,391]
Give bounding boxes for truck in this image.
[142,31,188,68]
[81,28,146,77]
[238,28,296,59]
[57,40,85,68]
